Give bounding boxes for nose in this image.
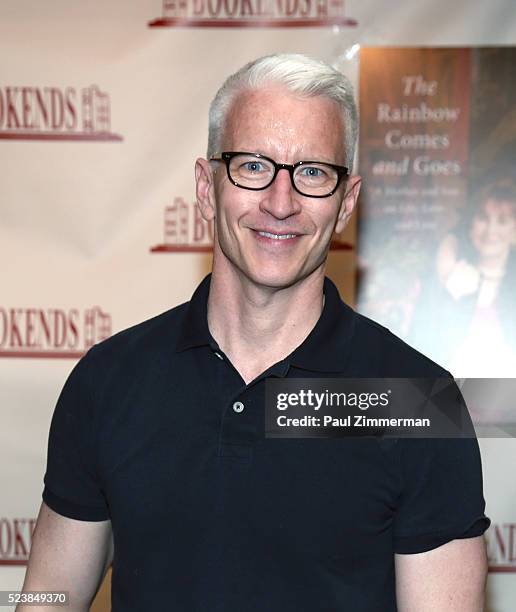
[259,167,302,220]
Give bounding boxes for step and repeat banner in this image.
[1,1,515,610]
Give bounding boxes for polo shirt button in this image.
[214,351,224,360]
[232,401,245,413]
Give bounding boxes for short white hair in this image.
[207,53,358,172]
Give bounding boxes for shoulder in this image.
[349,310,451,378]
[76,301,189,384]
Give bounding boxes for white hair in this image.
[207,53,358,172]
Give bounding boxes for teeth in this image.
[258,231,297,240]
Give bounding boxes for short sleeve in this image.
[42,347,110,521]
[393,434,490,554]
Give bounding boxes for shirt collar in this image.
[175,273,356,373]
[176,274,215,352]
[288,276,356,372]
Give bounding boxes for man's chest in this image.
[99,371,400,562]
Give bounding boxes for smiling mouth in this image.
[256,230,299,240]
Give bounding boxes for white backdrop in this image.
[1,1,515,610]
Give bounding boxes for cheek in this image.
[304,200,338,229]
[214,186,247,226]
[470,220,486,243]
[500,220,516,240]
[316,209,340,237]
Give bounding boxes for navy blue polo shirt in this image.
[43,275,489,612]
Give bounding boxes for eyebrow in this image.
[240,149,339,164]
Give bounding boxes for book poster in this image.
[357,47,516,422]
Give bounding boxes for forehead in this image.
[479,198,516,219]
[222,86,346,163]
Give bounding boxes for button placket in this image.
[218,389,259,462]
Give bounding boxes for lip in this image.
[250,228,302,245]
[251,228,302,236]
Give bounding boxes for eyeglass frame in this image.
[209,151,350,198]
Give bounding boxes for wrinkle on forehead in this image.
[221,85,346,164]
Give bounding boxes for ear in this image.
[195,158,217,222]
[335,175,361,235]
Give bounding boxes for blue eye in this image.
[300,167,325,177]
[231,156,273,182]
[243,161,265,173]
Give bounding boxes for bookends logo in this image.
[0,85,122,142]
[0,306,112,359]
[148,0,357,28]
[0,517,35,566]
[151,198,214,253]
[486,523,516,573]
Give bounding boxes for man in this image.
[20,53,489,611]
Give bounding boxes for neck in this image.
[207,260,325,384]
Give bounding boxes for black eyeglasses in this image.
[209,151,349,198]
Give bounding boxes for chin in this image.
[241,259,322,290]
[244,269,300,289]
[478,244,507,258]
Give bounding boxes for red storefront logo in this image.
[0,306,112,359]
[148,0,357,27]
[486,523,516,573]
[151,198,214,253]
[0,85,122,142]
[0,517,35,566]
